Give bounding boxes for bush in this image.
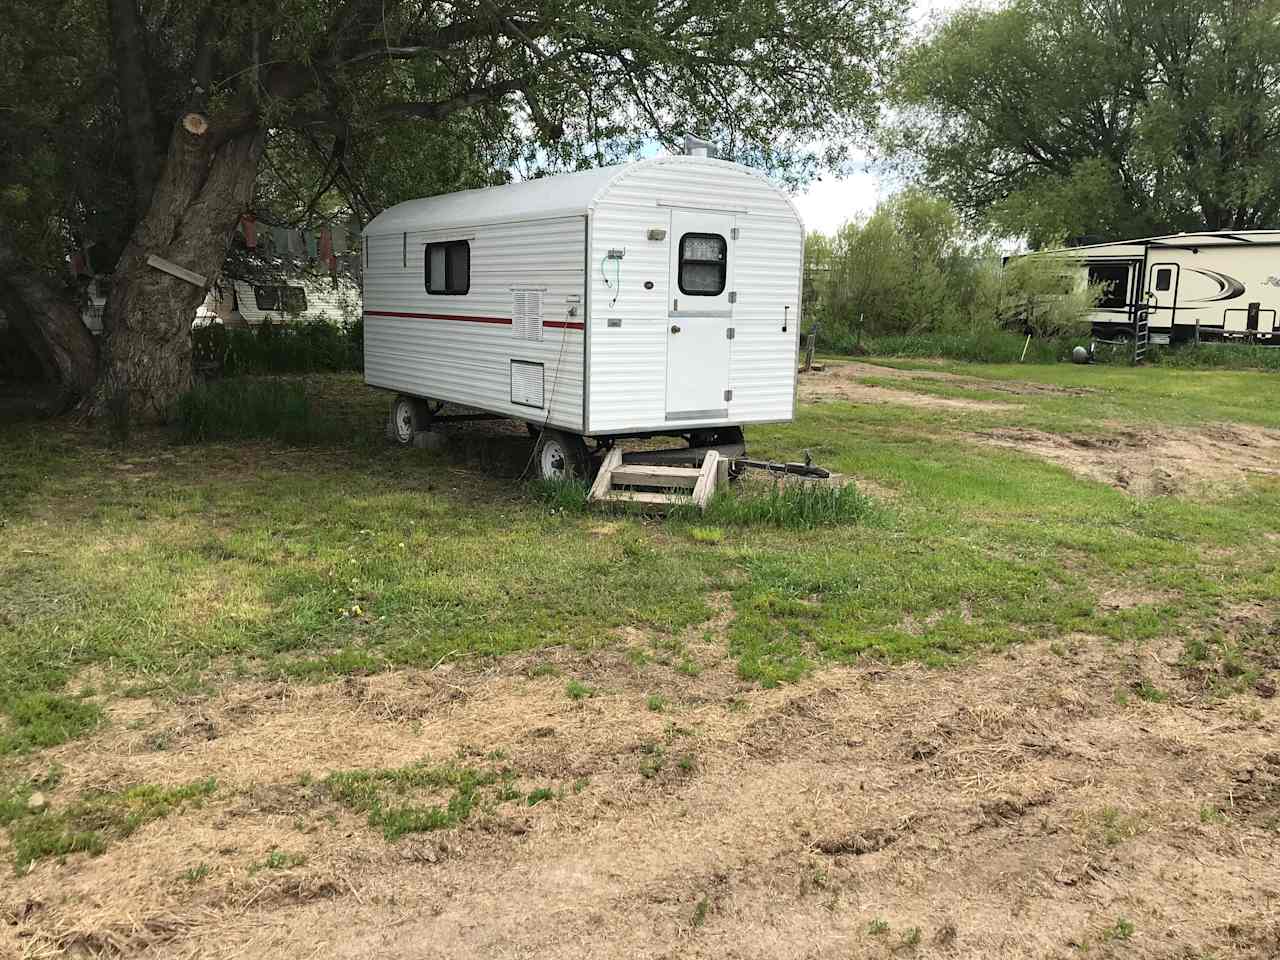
[174,378,338,443]
[192,319,362,376]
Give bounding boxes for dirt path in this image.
[4,617,1277,958]
[799,362,1018,413]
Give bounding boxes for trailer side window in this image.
[425,240,470,295]
[253,284,307,314]
[1086,263,1129,309]
[678,233,727,296]
[1155,268,1172,292]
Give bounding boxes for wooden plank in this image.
[146,253,207,287]
[611,466,700,489]
[588,446,623,502]
[599,491,687,506]
[599,491,691,506]
[691,450,721,510]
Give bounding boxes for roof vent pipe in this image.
[683,134,717,158]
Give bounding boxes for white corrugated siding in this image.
[586,160,802,434]
[216,278,361,327]
[363,216,586,432]
[361,156,801,437]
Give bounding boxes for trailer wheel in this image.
[535,429,589,482]
[389,395,428,445]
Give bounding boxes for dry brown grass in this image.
[3,620,1277,959]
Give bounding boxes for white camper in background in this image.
[1053,231,1280,344]
[196,277,361,328]
[361,155,804,481]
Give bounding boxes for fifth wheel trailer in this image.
[361,156,804,480]
[1047,231,1280,344]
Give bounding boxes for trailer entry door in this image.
[666,209,734,422]
[1147,262,1179,329]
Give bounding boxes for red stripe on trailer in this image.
[364,310,510,325]
[365,310,585,332]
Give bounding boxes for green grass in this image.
[1,367,1278,757]
[1,777,217,872]
[174,378,362,444]
[0,693,103,754]
[323,761,519,841]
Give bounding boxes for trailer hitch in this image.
[730,450,831,480]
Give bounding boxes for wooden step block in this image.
[610,465,701,489]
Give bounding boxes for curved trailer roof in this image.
[365,156,803,236]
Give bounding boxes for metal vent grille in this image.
[510,360,545,409]
[512,289,543,341]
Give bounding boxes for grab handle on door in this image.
[671,324,681,334]
[783,305,790,332]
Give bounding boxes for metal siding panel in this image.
[363,217,585,431]
[586,164,801,434]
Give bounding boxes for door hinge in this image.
[726,327,735,340]
[731,227,740,240]
[724,389,733,402]
[728,291,737,304]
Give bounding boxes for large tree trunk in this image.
[0,237,99,411]
[96,120,264,421]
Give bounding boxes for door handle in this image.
[671,324,681,334]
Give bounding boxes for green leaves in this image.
[891,0,1280,242]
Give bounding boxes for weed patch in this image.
[323,761,520,841]
[2,777,217,872]
[0,693,103,756]
[174,378,345,444]
[697,481,879,530]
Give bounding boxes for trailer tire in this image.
[389,395,429,446]
[535,429,589,482]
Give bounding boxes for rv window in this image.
[253,285,307,313]
[1086,263,1130,309]
[1155,268,1172,292]
[678,233,727,296]
[425,240,470,295]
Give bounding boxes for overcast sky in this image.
[791,0,972,235]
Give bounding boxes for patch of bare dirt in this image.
[800,361,1096,413]
[977,423,1280,496]
[800,363,1016,413]
[3,627,1279,959]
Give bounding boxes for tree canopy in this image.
[1,0,905,414]
[890,0,1280,247]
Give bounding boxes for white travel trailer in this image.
[1050,231,1280,344]
[362,155,804,480]
[196,277,361,328]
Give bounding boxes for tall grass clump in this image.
[192,318,363,376]
[699,481,878,530]
[174,379,337,443]
[529,478,592,513]
[1145,341,1280,371]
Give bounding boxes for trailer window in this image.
[1087,263,1130,309]
[1155,268,1173,292]
[425,240,470,295]
[253,284,307,314]
[678,233,727,296]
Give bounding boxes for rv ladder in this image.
[589,448,722,511]
[1133,304,1151,366]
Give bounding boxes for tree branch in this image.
[106,0,160,216]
